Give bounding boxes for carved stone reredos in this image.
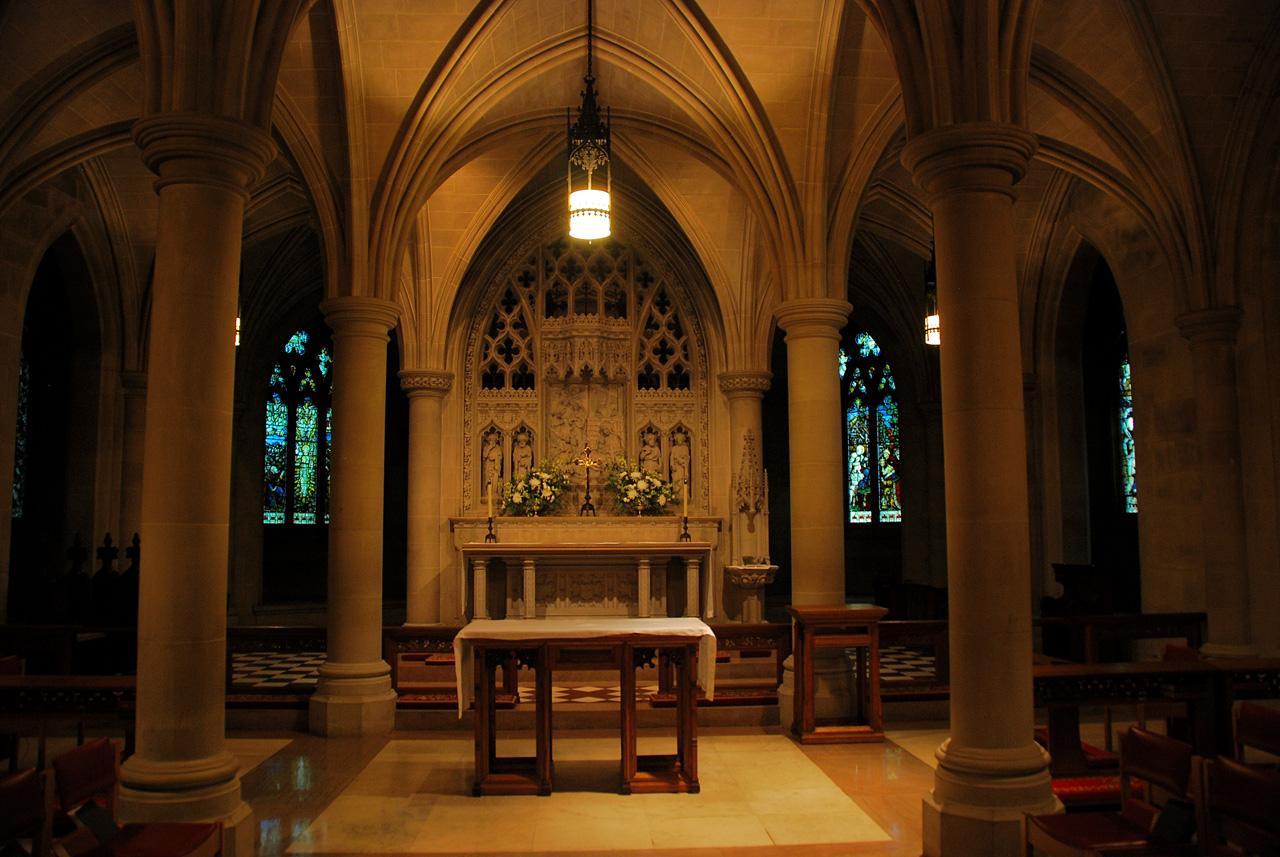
[541,315,631,381]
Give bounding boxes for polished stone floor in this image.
[229,722,949,857]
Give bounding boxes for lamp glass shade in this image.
[569,188,610,239]
[925,314,940,346]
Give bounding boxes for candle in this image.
[486,482,492,518]
[682,480,688,518]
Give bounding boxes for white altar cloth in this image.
[453,617,717,715]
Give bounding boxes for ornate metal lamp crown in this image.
[567,0,611,240]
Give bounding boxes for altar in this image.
[460,540,713,620]
[450,516,723,621]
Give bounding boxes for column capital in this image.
[132,113,277,197]
[774,298,851,341]
[901,122,1038,201]
[1176,306,1243,346]
[399,369,453,397]
[718,370,772,397]
[320,296,400,340]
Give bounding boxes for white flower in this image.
[630,471,641,479]
[541,486,552,498]
[657,495,667,505]
[529,476,541,487]
[625,488,638,500]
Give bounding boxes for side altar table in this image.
[454,618,716,796]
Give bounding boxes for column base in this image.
[309,667,397,736]
[922,741,1059,857]
[118,768,254,857]
[776,652,858,734]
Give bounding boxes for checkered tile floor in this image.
[878,645,938,683]
[231,652,324,691]
[231,647,940,693]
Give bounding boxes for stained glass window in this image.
[1119,354,1136,513]
[263,322,333,525]
[12,351,29,518]
[841,332,900,524]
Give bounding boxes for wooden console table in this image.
[786,605,888,744]
[453,618,716,796]
[460,542,712,620]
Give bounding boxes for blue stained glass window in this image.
[263,323,332,525]
[1119,354,1137,513]
[292,400,317,523]
[264,393,288,524]
[841,333,901,524]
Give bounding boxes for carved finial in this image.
[734,430,766,518]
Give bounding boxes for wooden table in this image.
[453,618,716,796]
[786,605,888,744]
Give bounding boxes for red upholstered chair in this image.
[1024,728,1196,857]
[1234,701,1280,767]
[0,768,54,857]
[50,738,222,857]
[1197,756,1280,857]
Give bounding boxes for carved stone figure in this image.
[639,430,661,474]
[669,428,690,489]
[512,429,533,479]
[482,431,503,490]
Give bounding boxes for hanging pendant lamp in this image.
[924,254,940,346]
[567,0,611,240]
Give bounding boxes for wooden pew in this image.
[0,675,135,770]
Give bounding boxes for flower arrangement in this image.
[605,456,676,515]
[501,460,572,516]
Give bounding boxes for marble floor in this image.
[231,722,948,857]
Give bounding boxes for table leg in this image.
[473,647,493,795]
[678,643,699,790]
[536,644,552,795]
[620,643,638,793]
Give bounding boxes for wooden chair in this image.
[1024,727,1197,857]
[1196,755,1280,857]
[50,738,222,857]
[1234,701,1280,767]
[0,767,53,857]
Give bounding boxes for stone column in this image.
[309,296,400,736]
[119,370,147,548]
[399,370,452,625]
[773,300,852,730]
[773,301,850,606]
[1176,307,1254,656]
[901,123,1057,856]
[118,114,276,857]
